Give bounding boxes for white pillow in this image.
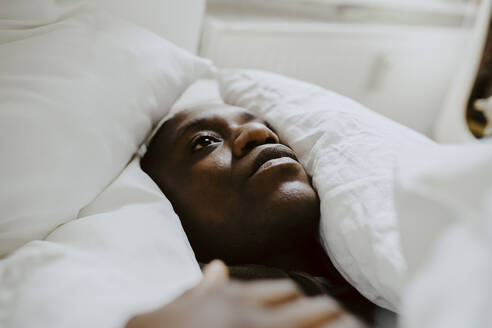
[0,158,201,328]
[89,0,206,53]
[0,0,212,257]
[218,69,432,310]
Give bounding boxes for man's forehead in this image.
[169,105,257,139]
[175,104,255,124]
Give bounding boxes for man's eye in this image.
[192,135,221,152]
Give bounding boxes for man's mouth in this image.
[249,145,298,177]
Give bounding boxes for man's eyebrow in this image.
[175,112,251,141]
[174,117,209,142]
[173,111,274,143]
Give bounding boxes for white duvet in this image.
[397,144,492,328]
[0,158,201,328]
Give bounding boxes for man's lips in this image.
[249,145,298,177]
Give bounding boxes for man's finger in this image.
[319,314,369,328]
[228,279,302,306]
[196,260,229,293]
[265,296,343,328]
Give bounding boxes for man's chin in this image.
[261,181,320,234]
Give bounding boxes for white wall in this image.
[201,1,477,136]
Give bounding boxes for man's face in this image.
[142,105,319,263]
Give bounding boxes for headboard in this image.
[88,0,205,53]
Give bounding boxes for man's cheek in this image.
[191,152,231,179]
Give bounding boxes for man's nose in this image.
[233,123,279,157]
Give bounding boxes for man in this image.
[142,104,321,270]
[131,104,381,327]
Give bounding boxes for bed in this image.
[1,1,491,328]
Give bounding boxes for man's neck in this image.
[258,236,346,284]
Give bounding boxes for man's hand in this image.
[126,260,367,328]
